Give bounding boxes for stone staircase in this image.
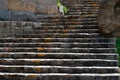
[0,0,120,80]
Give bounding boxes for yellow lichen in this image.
[44,38,52,42]
[35,68,42,71]
[61,34,68,37]
[32,60,41,63]
[37,53,46,57]
[67,26,76,29]
[37,48,45,51]
[63,30,68,33]
[27,74,36,78]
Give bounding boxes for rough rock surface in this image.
[0,10,37,21]
[4,0,58,14]
[0,0,7,10]
[98,0,120,37]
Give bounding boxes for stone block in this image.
[6,0,24,11]
[22,0,36,3]
[48,6,58,14]
[23,2,36,13]
[36,5,48,14]
[0,21,5,27]
[0,10,11,20]
[38,0,56,5]
[12,11,37,21]
[0,0,7,10]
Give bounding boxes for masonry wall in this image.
[0,0,58,14]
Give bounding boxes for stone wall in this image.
[0,21,42,38]
[0,0,58,14]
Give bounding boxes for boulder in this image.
[98,0,120,37]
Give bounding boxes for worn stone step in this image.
[67,12,98,15]
[0,48,116,53]
[39,20,97,23]
[41,22,98,26]
[39,17,97,22]
[0,59,118,66]
[63,2,99,5]
[15,33,101,38]
[30,29,99,33]
[34,25,98,29]
[67,6,99,9]
[0,43,115,48]
[0,53,118,60]
[38,15,97,19]
[0,66,119,73]
[0,73,120,80]
[0,38,115,43]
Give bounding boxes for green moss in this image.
[116,38,120,67]
[56,0,68,14]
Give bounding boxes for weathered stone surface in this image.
[0,10,37,21]
[6,0,24,11]
[12,12,37,21]
[0,10,11,20]
[36,5,48,14]
[0,0,7,10]
[48,6,58,14]
[23,2,36,13]
[4,0,58,14]
[38,0,56,5]
[98,0,120,37]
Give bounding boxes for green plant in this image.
[116,38,120,67]
[56,0,68,14]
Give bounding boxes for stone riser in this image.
[33,25,98,29]
[15,33,101,38]
[0,59,118,66]
[0,74,119,80]
[0,67,119,73]
[0,38,115,43]
[0,43,115,48]
[28,29,99,33]
[0,48,116,53]
[0,53,118,60]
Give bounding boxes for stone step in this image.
[0,53,118,60]
[0,73,120,80]
[38,15,97,19]
[66,12,98,15]
[0,66,119,73]
[41,22,98,26]
[28,29,99,33]
[0,38,115,43]
[67,6,99,8]
[38,17,97,20]
[33,25,98,29]
[0,48,116,53]
[0,59,118,66]
[0,43,115,48]
[15,33,101,38]
[39,18,97,23]
[63,2,99,5]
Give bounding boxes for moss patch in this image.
[116,38,120,66]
